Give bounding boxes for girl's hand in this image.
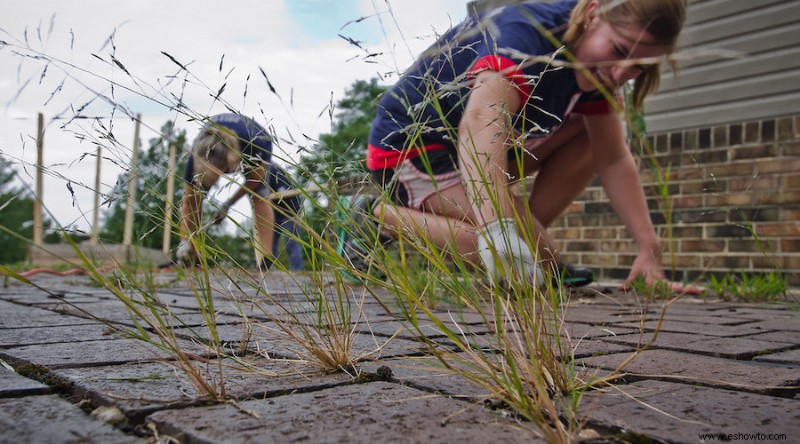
[176,240,197,266]
[622,252,702,295]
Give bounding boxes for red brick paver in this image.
[0,274,797,443]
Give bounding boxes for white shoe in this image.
[477,218,544,288]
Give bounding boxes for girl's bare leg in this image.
[373,183,482,264]
[524,117,597,228]
[180,184,204,239]
[509,115,597,267]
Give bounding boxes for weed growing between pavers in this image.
[80,248,231,401]
[222,265,394,374]
[628,269,795,304]
[704,219,797,304]
[320,104,596,441]
[363,257,663,442]
[708,270,791,302]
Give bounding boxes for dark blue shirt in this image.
[367,0,609,170]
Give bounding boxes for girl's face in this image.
[573,2,672,92]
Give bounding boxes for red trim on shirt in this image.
[469,55,531,103]
[367,143,450,170]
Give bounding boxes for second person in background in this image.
[178,113,277,270]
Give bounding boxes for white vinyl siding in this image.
[646,0,800,133]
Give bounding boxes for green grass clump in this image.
[625,275,674,299]
[708,270,788,302]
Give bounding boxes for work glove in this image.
[477,218,544,288]
[176,239,197,266]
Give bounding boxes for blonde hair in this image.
[190,126,241,190]
[563,0,686,109]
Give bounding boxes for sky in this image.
[0,0,469,235]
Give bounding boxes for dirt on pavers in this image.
[0,366,50,397]
[1,272,798,443]
[360,357,496,401]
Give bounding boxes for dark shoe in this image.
[553,263,594,287]
[336,195,391,282]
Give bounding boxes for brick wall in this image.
[553,115,800,285]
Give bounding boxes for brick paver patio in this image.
[1,272,797,443]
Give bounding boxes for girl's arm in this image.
[583,112,699,293]
[459,70,561,278]
[458,70,522,227]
